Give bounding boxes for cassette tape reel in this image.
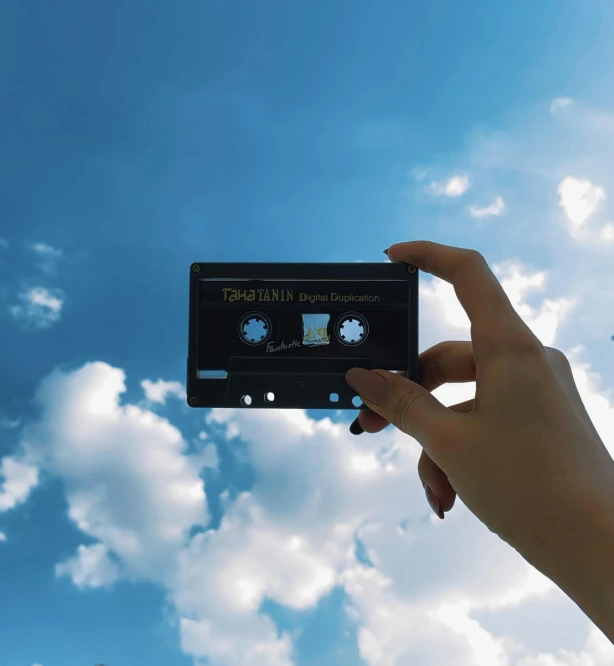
[186,262,419,409]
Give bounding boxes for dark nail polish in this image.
[383,249,389,255]
[424,484,445,519]
[349,418,364,435]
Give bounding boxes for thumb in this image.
[345,368,455,448]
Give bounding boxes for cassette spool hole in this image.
[241,395,252,406]
[336,313,369,345]
[264,392,275,402]
[329,393,339,403]
[352,396,362,407]
[239,313,271,345]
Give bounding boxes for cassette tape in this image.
[186,261,419,409]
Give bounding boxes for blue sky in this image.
[1,2,614,666]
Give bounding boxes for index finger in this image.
[387,240,540,360]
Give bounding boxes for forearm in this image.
[557,491,614,642]
[529,473,614,643]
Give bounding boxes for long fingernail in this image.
[424,483,445,519]
[349,418,364,435]
[345,368,387,404]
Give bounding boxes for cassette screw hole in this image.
[241,395,252,406]
[352,396,362,407]
[297,380,307,390]
[188,397,198,406]
[264,392,275,402]
[329,393,339,403]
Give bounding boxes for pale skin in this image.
[345,240,614,643]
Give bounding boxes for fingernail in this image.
[383,249,389,255]
[345,368,387,404]
[424,483,445,519]
[349,418,364,435]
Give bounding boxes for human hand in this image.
[345,241,614,639]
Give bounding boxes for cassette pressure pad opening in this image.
[186,262,419,409]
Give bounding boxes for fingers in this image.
[419,340,476,391]
[352,371,407,434]
[419,399,473,517]
[386,241,541,363]
[419,450,456,516]
[351,341,476,435]
[353,408,389,434]
[350,399,474,521]
[345,368,456,452]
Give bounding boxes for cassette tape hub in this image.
[187,262,419,409]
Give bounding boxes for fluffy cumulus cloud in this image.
[429,174,471,197]
[16,252,614,666]
[491,262,576,347]
[55,543,120,589]
[558,176,607,229]
[141,378,185,404]
[470,195,506,219]
[0,531,6,543]
[9,287,65,329]
[22,362,208,583]
[514,627,614,666]
[0,456,39,512]
[448,99,614,252]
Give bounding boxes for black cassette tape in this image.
[186,262,419,409]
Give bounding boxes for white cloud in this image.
[55,543,120,589]
[601,223,614,241]
[0,532,6,542]
[342,564,521,666]
[24,362,208,583]
[429,174,471,197]
[492,262,576,347]
[29,242,63,274]
[558,176,607,228]
[515,625,614,665]
[180,616,294,666]
[18,258,614,666]
[0,456,39,512]
[9,287,65,329]
[469,196,506,219]
[195,443,218,470]
[435,101,614,257]
[550,97,575,114]
[141,378,184,404]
